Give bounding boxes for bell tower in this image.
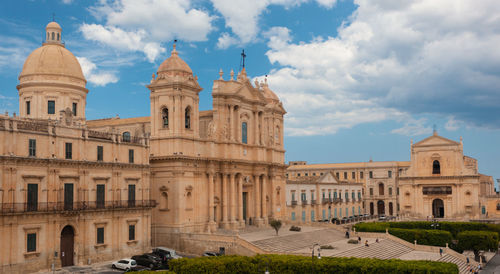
[148,43,202,156]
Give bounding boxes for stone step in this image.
[331,239,413,260]
[251,229,344,253]
[437,254,470,274]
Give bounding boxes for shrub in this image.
[290,225,301,232]
[354,222,389,232]
[270,219,282,235]
[347,239,359,244]
[168,254,458,274]
[388,228,452,247]
[457,230,499,257]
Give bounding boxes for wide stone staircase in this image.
[331,239,413,260]
[251,229,344,253]
[438,254,470,274]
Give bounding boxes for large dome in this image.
[19,44,85,83]
[157,44,192,75]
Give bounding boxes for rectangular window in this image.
[97,146,103,161]
[96,184,105,208]
[344,172,347,179]
[369,171,373,179]
[96,227,104,244]
[305,173,308,176]
[128,184,136,207]
[389,187,393,196]
[128,225,135,241]
[336,172,339,179]
[360,171,364,179]
[65,142,72,159]
[27,233,36,252]
[291,212,296,221]
[370,188,373,196]
[72,102,77,116]
[27,183,38,211]
[128,149,134,163]
[29,139,36,157]
[26,101,31,115]
[297,173,301,177]
[291,192,295,201]
[301,193,306,201]
[48,100,55,114]
[64,183,74,210]
[352,172,355,179]
[388,170,392,178]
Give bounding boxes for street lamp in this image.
[311,243,322,273]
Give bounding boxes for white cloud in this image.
[83,0,214,61]
[77,57,118,86]
[261,0,500,136]
[0,93,17,114]
[391,118,432,136]
[444,116,462,131]
[61,0,73,4]
[211,0,337,47]
[216,32,240,49]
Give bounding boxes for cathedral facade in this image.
[0,21,287,272]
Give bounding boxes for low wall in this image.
[155,231,267,257]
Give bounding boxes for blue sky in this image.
[0,0,499,185]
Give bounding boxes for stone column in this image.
[254,175,262,225]
[207,172,216,232]
[238,176,244,227]
[269,174,274,218]
[254,111,258,145]
[262,175,268,224]
[222,173,229,228]
[229,173,237,226]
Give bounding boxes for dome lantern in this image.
[45,21,63,46]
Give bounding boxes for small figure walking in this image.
[466,257,470,264]
[358,236,361,242]
[375,238,379,243]
[365,240,369,247]
[346,231,350,238]
[439,248,443,257]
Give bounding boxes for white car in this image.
[111,259,137,271]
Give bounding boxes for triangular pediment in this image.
[413,134,460,147]
[318,171,339,184]
[235,80,267,102]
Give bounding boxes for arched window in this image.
[57,33,60,41]
[51,32,54,40]
[432,160,440,174]
[122,131,131,142]
[242,122,247,144]
[378,183,384,196]
[162,108,169,128]
[185,107,191,129]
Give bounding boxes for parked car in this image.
[341,217,348,223]
[363,213,370,217]
[203,252,220,257]
[379,214,386,221]
[111,259,137,271]
[131,254,163,269]
[331,218,339,223]
[153,247,183,260]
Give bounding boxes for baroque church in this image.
[0,21,287,273]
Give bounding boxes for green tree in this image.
[270,219,282,236]
[457,231,499,260]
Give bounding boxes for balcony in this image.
[322,198,330,204]
[332,198,341,204]
[0,200,156,215]
[301,200,308,205]
[291,200,298,206]
[311,199,317,205]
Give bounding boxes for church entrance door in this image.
[377,200,385,215]
[432,199,444,218]
[242,192,248,223]
[60,225,75,267]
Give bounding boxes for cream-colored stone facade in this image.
[399,132,493,220]
[1,20,289,272]
[286,172,363,222]
[287,161,409,216]
[287,132,494,221]
[0,22,153,273]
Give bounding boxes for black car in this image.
[131,254,163,269]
